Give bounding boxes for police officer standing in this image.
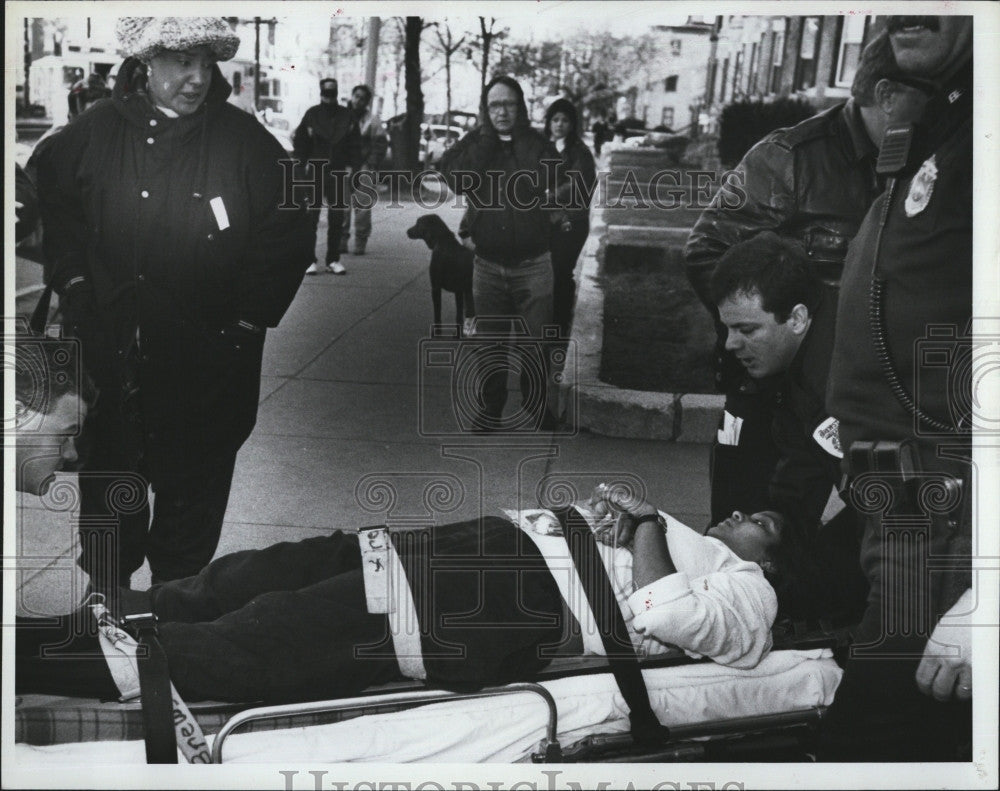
[685,33,928,525]
[821,15,974,761]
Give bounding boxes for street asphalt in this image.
[13,194,710,616]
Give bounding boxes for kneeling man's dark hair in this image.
[709,231,821,322]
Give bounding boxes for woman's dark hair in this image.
[544,97,580,146]
[709,231,821,322]
[761,516,824,621]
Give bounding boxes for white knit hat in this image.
[116,17,240,62]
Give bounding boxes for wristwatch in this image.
[631,512,664,530]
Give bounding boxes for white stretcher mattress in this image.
[14,648,842,764]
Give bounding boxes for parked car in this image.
[420,124,464,168]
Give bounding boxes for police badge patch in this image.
[812,416,843,459]
[905,155,938,217]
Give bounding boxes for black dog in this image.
[406,214,475,334]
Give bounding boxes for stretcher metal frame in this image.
[211,682,562,763]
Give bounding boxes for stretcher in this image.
[14,636,843,764]
[14,505,851,764]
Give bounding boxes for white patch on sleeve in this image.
[209,196,230,230]
[812,416,843,459]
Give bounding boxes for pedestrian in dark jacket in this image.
[339,84,388,256]
[685,32,929,526]
[34,16,312,590]
[544,98,597,336]
[821,15,974,762]
[438,76,560,431]
[292,77,362,274]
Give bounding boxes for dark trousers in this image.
[78,403,237,587]
[19,520,565,705]
[818,455,973,760]
[17,532,399,704]
[708,387,780,525]
[550,223,588,337]
[306,204,347,265]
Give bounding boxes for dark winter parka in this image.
[543,98,598,229]
[35,57,312,479]
[438,78,558,265]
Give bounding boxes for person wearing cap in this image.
[339,84,388,257]
[684,31,929,528]
[821,15,974,761]
[293,77,362,274]
[33,16,313,592]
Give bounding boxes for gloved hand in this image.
[915,587,973,702]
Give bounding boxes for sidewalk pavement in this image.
[14,195,710,617]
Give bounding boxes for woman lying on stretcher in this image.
[16,495,801,706]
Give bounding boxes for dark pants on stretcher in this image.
[18,518,567,705]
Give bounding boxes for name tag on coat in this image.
[209,196,230,230]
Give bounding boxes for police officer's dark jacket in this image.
[829,61,972,456]
[439,99,557,265]
[686,100,881,312]
[768,293,842,534]
[35,57,312,480]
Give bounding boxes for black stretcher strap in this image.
[554,507,670,745]
[123,614,178,764]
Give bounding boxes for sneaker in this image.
[352,240,367,255]
[305,262,325,275]
[327,262,347,275]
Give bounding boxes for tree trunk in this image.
[403,16,425,174]
[479,17,493,100]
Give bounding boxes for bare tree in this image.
[402,16,426,174]
[430,19,466,126]
[474,17,508,100]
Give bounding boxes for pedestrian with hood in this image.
[438,76,561,431]
[340,84,388,257]
[34,16,312,592]
[293,77,362,274]
[544,97,597,337]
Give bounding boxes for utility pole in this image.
[364,17,381,90]
[23,18,31,106]
[254,17,261,108]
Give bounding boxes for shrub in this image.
[717,97,816,169]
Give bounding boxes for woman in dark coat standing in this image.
[544,98,597,337]
[35,17,312,589]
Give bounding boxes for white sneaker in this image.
[305,262,325,275]
[327,262,347,275]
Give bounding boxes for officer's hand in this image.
[915,588,973,702]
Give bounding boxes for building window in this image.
[749,41,760,94]
[770,19,786,94]
[661,107,674,128]
[834,14,868,87]
[664,75,678,92]
[794,16,823,91]
[670,39,682,56]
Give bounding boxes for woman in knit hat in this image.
[544,98,597,337]
[33,17,312,593]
